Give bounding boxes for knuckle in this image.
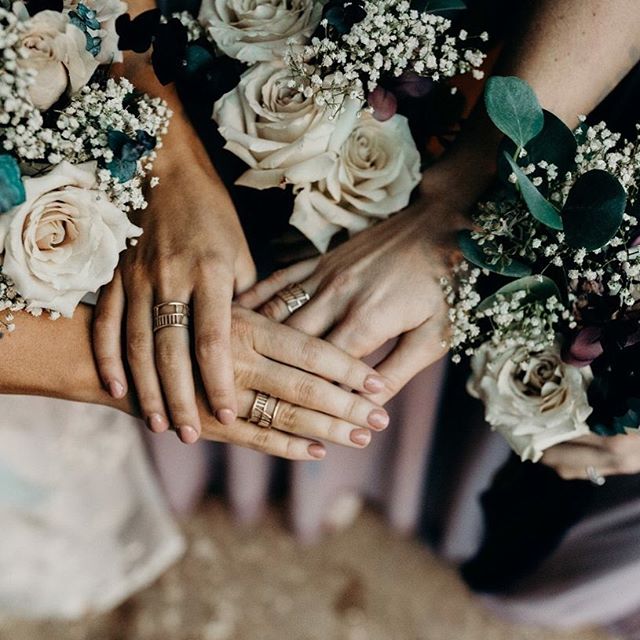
[195,330,227,363]
[275,402,297,430]
[231,313,253,342]
[345,395,363,422]
[294,378,317,407]
[326,270,353,296]
[261,298,285,321]
[155,341,181,371]
[249,428,271,452]
[299,338,322,369]
[127,331,151,362]
[270,269,289,289]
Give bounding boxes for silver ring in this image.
[586,465,606,486]
[276,283,310,315]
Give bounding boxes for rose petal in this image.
[367,86,398,122]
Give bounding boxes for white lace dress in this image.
[0,395,185,620]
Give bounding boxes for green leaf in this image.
[414,0,466,11]
[0,155,25,213]
[485,76,544,148]
[498,110,577,185]
[561,169,626,251]
[504,153,563,230]
[458,230,532,277]
[184,44,214,76]
[477,275,561,313]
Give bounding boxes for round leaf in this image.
[561,170,626,251]
[485,76,544,148]
[498,109,577,185]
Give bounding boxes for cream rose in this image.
[18,10,98,110]
[289,112,421,252]
[199,0,321,63]
[213,61,360,191]
[64,0,127,64]
[0,161,141,317]
[468,343,593,462]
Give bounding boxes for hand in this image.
[542,432,640,480]
[237,179,470,405]
[188,306,390,458]
[93,158,256,442]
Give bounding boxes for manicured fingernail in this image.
[217,409,236,425]
[350,429,371,447]
[364,375,386,393]
[109,380,125,399]
[308,444,326,459]
[178,425,199,445]
[147,413,169,433]
[368,409,389,430]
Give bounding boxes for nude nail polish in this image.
[308,444,326,459]
[350,429,372,447]
[178,426,199,445]
[364,375,386,393]
[217,409,236,425]
[147,413,168,433]
[109,380,125,399]
[368,409,390,430]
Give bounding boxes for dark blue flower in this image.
[106,129,156,182]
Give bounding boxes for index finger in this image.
[252,316,389,394]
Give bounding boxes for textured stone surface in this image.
[0,502,617,640]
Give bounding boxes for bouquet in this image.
[0,0,170,333]
[446,75,640,462]
[136,0,487,253]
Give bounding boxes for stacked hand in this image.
[238,178,471,406]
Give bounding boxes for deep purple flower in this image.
[565,326,604,367]
[368,86,398,121]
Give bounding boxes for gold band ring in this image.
[276,283,310,314]
[153,301,190,333]
[249,392,280,429]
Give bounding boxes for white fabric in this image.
[0,395,185,619]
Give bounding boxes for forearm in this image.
[111,0,222,181]
[0,306,134,414]
[427,0,640,208]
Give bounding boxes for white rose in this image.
[64,0,127,64]
[0,161,141,317]
[199,0,321,63]
[18,10,98,110]
[213,61,360,191]
[290,112,422,252]
[468,343,593,462]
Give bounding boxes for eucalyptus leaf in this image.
[477,275,561,313]
[485,76,544,148]
[498,110,577,185]
[0,155,25,213]
[561,169,626,251]
[505,153,563,230]
[458,230,532,277]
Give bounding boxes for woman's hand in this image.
[542,433,640,481]
[93,157,256,443]
[237,174,472,405]
[190,306,390,459]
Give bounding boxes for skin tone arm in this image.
[93,0,256,445]
[1,302,391,459]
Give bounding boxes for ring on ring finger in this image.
[249,392,281,429]
[276,283,310,315]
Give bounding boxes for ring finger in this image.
[154,293,202,444]
[237,391,373,448]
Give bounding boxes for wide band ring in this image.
[249,392,281,429]
[153,301,190,333]
[276,283,310,315]
[586,465,606,486]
